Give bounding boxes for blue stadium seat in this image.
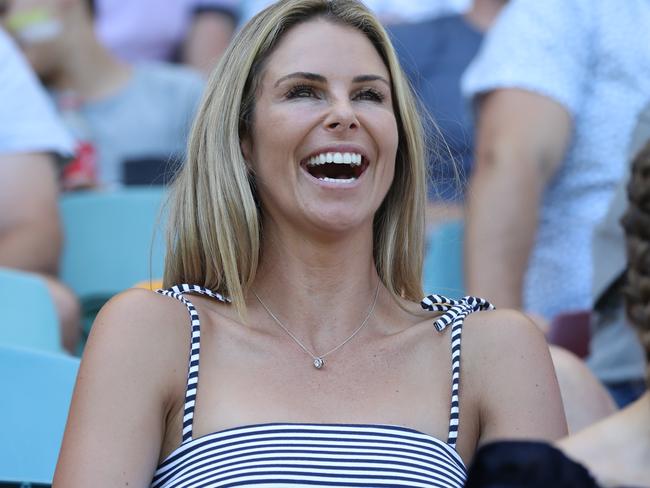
[59,187,167,302]
[0,345,79,485]
[423,220,465,299]
[0,268,62,354]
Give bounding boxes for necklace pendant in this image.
[313,357,324,369]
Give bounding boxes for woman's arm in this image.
[464,309,568,445]
[54,289,188,487]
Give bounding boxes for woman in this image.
[54,1,567,486]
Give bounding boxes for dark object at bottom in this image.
[465,441,600,487]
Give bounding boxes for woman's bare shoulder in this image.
[83,288,194,380]
[90,288,190,344]
[461,308,568,442]
[54,288,196,486]
[461,307,552,381]
[462,307,546,351]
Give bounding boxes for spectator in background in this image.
[462,0,650,404]
[587,106,650,407]
[2,0,205,189]
[0,27,80,352]
[95,0,239,76]
[389,0,506,224]
[388,2,616,433]
[557,108,650,488]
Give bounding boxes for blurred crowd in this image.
[1,0,649,485]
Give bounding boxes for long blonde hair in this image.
[164,0,427,314]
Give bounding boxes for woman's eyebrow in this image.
[352,74,391,87]
[274,72,325,87]
[274,72,390,87]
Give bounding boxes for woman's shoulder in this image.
[417,295,543,345]
[461,307,551,376]
[86,287,197,363]
[97,287,190,330]
[460,307,567,441]
[462,306,545,344]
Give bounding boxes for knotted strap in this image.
[420,294,495,448]
[156,284,229,442]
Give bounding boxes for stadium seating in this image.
[59,187,168,341]
[0,268,62,354]
[0,345,79,485]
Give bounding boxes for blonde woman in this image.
[54,1,567,486]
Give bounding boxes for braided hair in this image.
[621,139,650,385]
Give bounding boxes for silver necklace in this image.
[253,281,380,370]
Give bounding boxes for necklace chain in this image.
[253,281,380,369]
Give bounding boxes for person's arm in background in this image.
[465,88,572,308]
[460,0,592,310]
[0,28,73,273]
[0,28,80,352]
[182,3,237,76]
[0,151,81,352]
[0,152,62,274]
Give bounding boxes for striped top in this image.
[151,284,494,488]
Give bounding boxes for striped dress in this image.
[151,284,493,488]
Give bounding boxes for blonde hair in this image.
[163,0,427,314]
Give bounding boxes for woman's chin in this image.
[302,209,374,239]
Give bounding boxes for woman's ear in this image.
[241,136,254,169]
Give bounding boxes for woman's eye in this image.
[354,88,385,102]
[286,85,319,99]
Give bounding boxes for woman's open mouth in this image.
[301,152,369,184]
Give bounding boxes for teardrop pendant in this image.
[313,357,324,369]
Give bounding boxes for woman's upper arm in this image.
[465,310,568,445]
[54,289,187,487]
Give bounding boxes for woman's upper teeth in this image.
[307,152,362,166]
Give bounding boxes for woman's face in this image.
[243,18,398,238]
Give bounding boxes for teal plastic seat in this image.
[423,219,465,299]
[0,268,62,354]
[0,345,79,485]
[60,187,167,302]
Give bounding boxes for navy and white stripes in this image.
[156,284,229,441]
[421,295,494,447]
[152,285,493,488]
[151,423,468,488]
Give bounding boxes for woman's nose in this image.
[324,98,359,131]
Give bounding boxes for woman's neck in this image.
[251,223,386,349]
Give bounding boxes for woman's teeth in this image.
[320,177,357,184]
[304,152,365,182]
[306,152,362,166]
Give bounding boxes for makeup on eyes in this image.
[282,82,387,103]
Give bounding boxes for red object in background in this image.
[546,309,591,358]
[57,91,98,191]
[62,141,97,191]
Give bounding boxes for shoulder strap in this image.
[421,294,494,449]
[156,284,230,442]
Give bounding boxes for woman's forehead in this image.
[262,18,390,83]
